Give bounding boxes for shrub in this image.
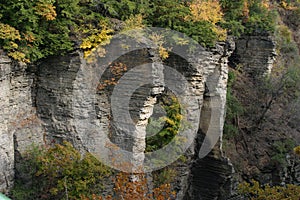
[271,139,296,166]
[294,146,300,155]
[224,71,244,139]
[145,92,183,152]
[153,167,177,187]
[11,141,111,200]
[81,172,176,200]
[238,179,300,199]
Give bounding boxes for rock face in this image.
[224,34,300,194]
[229,35,276,78]
[0,55,14,193]
[35,53,83,147]
[183,40,235,200]
[0,54,43,193]
[0,34,234,199]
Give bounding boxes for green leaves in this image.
[145,94,183,152]
[0,0,285,62]
[100,0,139,19]
[220,0,277,36]
[224,70,244,139]
[271,139,296,166]
[0,0,100,62]
[11,142,111,200]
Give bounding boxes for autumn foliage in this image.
[11,141,176,200]
[238,179,300,200]
[0,0,280,62]
[81,172,175,200]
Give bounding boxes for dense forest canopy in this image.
[0,0,283,62]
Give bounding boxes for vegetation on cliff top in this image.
[0,0,279,62]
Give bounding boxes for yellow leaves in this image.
[80,40,93,49]
[0,23,21,40]
[34,1,57,21]
[212,26,227,41]
[188,0,227,42]
[49,187,59,195]
[8,51,29,63]
[80,26,114,59]
[164,117,177,127]
[123,14,145,31]
[159,46,169,60]
[0,25,30,62]
[0,24,33,62]
[189,0,223,24]
[280,0,298,10]
[261,0,270,10]
[238,179,300,200]
[9,41,18,49]
[149,33,170,60]
[172,36,190,46]
[281,0,289,9]
[149,32,164,44]
[0,1,57,62]
[294,146,300,156]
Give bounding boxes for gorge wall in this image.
[224,33,300,191]
[0,54,44,193]
[0,34,282,199]
[229,35,276,78]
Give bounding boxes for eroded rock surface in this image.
[0,35,234,198]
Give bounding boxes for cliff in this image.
[0,30,235,199]
[1,30,300,200]
[1,16,300,200]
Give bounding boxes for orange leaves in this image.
[24,32,36,43]
[242,0,250,22]
[110,62,128,77]
[153,183,176,200]
[34,1,57,21]
[113,173,175,200]
[83,172,176,200]
[97,62,128,90]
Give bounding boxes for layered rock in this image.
[0,53,43,193]
[0,33,234,199]
[229,35,276,78]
